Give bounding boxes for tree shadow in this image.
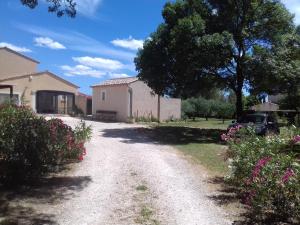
[101,126,225,145]
[0,176,91,224]
[206,176,241,206]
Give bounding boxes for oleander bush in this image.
[0,104,91,183]
[222,126,300,221]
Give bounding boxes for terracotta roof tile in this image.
[91,77,138,87]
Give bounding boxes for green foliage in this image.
[181,97,235,121]
[224,127,300,221]
[135,0,296,118]
[20,0,76,17]
[243,95,260,110]
[249,27,300,110]
[0,104,90,183]
[74,120,92,142]
[181,99,196,119]
[135,116,159,123]
[0,104,51,179]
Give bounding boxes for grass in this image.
[136,185,148,191]
[135,206,160,225]
[148,118,230,176]
[176,143,228,175]
[163,118,232,130]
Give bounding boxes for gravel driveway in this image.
[2,117,232,225]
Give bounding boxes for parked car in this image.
[228,113,280,135]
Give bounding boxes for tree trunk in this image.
[157,95,161,123]
[235,88,243,119]
[235,64,244,119]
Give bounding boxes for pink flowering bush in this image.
[224,126,300,221]
[47,118,89,163]
[0,104,91,183]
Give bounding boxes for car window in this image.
[238,115,265,124]
[267,116,276,123]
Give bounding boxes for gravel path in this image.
[3,117,232,225]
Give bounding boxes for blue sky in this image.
[0,0,299,95]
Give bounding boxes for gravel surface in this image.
[2,117,233,225]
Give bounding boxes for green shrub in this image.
[74,120,92,143]
[223,126,300,221]
[0,104,50,179]
[0,104,90,183]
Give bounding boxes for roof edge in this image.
[0,47,40,64]
[91,77,138,88]
[0,71,79,89]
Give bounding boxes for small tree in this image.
[181,99,196,120]
[215,102,235,123]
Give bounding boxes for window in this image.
[101,91,106,101]
[0,93,19,105]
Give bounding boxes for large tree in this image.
[248,25,300,110]
[20,0,76,17]
[135,0,295,118]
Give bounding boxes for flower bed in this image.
[222,126,300,221]
[0,104,91,183]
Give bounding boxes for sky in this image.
[0,0,299,95]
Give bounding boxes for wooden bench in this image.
[94,110,117,121]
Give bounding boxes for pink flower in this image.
[221,133,228,141]
[78,155,84,161]
[292,135,300,144]
[251,157,272,180]
[282,168,295,183]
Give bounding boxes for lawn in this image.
[163,118,232,130]
[148,118,231,176]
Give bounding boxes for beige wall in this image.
[92,80,181,122]
[160,97,181,121]
[0,73,77,111]
[75,95,87,115]
[0,49,38,78]
[92,85,129,121]
[129,81,158,119]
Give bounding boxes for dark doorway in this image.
[36,90,75,114]
[87,98,92,115]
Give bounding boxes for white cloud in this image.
[111,36,144,50]
[75,0,103,17]
[15,23,135,62]
[282,0,300,24]
[34,37,66,49]
[108,73,130,78]
[72,56,124,70]
[61,64,105,78]
[0,42,32,53]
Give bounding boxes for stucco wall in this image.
[0,73,77,111]
[129,81,158,119]
[160,97,181,121]
[92,85,129,121]
[75,95,88,115]
[0,49,38,78]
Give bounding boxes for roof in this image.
[0,47,40,64]
[0,71,79,89]
[78,92,92,99]
[91,77,138,87]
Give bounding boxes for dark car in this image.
[228,113,280,135]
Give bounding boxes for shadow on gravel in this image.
[101,126,224,145]
[0,176,91,225]
[207,176,240,206]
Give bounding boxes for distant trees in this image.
[135,0,296,119]
[182,97,235,123]
[20,0,76,17]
